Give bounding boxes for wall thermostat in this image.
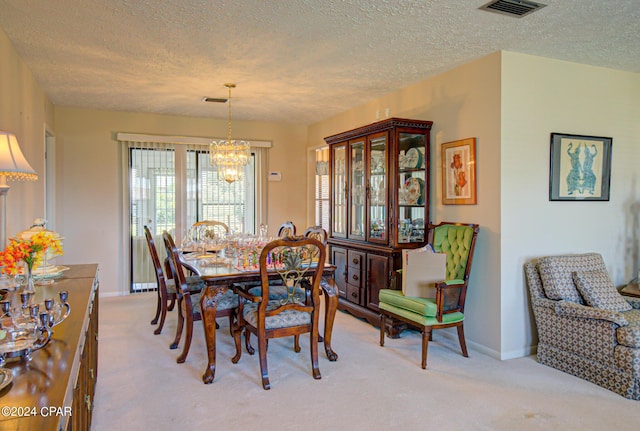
[268,171,282,181]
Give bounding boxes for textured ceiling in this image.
[0,0,639,125]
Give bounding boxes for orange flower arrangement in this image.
[0,231,63,276]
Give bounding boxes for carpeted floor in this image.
[92,293,640,430]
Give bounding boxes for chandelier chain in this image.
[226,84,233,144]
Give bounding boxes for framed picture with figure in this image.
[441,138,477,205]
[549,133,612,201]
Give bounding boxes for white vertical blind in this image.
[126,140,176,290]
[315,147,330,230]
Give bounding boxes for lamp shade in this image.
[0,131,38,181]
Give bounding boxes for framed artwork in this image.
[549,133,612,201]
[441,138,477,205]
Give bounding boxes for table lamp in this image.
[0,131,38,251]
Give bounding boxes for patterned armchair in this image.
[524,253,640,400]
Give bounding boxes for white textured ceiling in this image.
[1,0,639,125]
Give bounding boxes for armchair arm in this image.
[434,279,467,318]
[532,297,556,311]
[622,295,640,310]
[554,300,628,326]
[231,284,261,303]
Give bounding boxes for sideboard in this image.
[0,264,99,431]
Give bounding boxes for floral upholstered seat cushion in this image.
[166,276,204,295]
[193,290,238,314]
[537,253,607,304]
[572,270,632,312]
[242,300,310,329]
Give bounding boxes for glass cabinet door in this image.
[397,132,427,244]
[368,133,387,243]
[349,139,365,240]
[331,144,347,238]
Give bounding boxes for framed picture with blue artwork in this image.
[549,133,612,201]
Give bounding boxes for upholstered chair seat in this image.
[165,276,204,295]
[242,298,311,329]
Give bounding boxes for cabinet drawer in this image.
[345,283,361,304]
[346,265,362,286]
[347,250,364,269]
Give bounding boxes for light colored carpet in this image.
[92,293,639,431]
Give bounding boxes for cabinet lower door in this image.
[331,246,347,299]
[366,254,390,310]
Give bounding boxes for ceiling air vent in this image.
[202,96,228,103]
[479,0,546,18]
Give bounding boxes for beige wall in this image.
[54,108,308,295]
[0,28,53,238]
[307,53,503,356]
[501,52,640,357]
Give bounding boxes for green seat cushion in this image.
[379,289,438,317]
[379,301,464,326]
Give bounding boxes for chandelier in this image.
[209,83,250,183]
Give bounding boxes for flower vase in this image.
[21,264,37,302]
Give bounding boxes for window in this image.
[189,150,256,234]
[315,147,329,230]
[121,135,268,293]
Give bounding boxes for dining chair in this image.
[233,221,298,350]
[145,226,205,336]
[163,231,235,364]
[236,225,312,353]
[304,226,329,343]
[144,225,176,335]
[188,220,230,242]
[277,221,296,238]
[231,236,327,390]
[303,225,328,246]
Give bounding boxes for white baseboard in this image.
[437,328,538,360]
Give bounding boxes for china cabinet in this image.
[325,118,432,331]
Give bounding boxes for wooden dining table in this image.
[180,254,339,384]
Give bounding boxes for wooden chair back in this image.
[303,226,328,245]
[144,225,169,289]
[189,220,230,242]
[144,225,174,334]
[277,221,296,238]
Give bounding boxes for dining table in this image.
[179,252,339,384]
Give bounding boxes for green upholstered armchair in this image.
[378,221,479,369]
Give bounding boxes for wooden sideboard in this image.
[0,264,99,431]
